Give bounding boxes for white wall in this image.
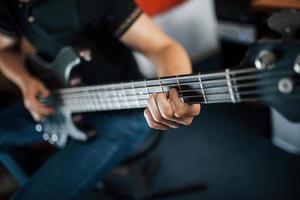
[135,0,219,77]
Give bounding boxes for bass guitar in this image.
[29,11,300,147]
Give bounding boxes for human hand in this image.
[20,77,54,121]
[144,88,201,130]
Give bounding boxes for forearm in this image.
[147,42,192,77]
[0,49,32,90]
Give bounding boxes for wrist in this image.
[16,74,34,92]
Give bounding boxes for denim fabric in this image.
[0,103,151,200]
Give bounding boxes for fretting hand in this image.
[144,88,201,130]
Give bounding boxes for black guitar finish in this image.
[28,47,90,147]
[240,41,300,122]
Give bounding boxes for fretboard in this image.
[54,67,281,113]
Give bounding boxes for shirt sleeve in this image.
[0,2,19,37]
[79,0,143,38]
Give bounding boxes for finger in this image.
[169,88,201,118]
[26,96,54,115]
[37,85,56,112]
[176,117,194,126]
[148,95,180,128]
[39,84,50,97]
[155,93,182,124]
[32,99,54,114]
[144,108,168,130]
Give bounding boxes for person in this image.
[0,0,201,199]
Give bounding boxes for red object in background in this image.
[136,0,187,16]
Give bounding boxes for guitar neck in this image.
[55,67,266,113]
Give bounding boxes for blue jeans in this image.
[0,104,151,200]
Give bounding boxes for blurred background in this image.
[1,0,300,199]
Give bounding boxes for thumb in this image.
[39,84,50,97]
[169,88,182,107]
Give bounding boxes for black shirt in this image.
[0,0,143,85]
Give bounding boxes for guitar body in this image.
[239,41,300,122]
[28,47,94,147]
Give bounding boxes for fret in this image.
[131,81,140,107]
[111,86,121,109]
[100,90,106,109]
[95,91,102,110]
[176,75,182,92]
[90,92,97,111]
[158,77,164,93]
[198,74,207,104]
[96,92,104,110]
[95,92,102,110]
[81,92,87,110]
[145,79,160,94]
[71,95,79,112]
[90,91,98,110]
[102,90,110,109]
[108,89,114,109]
[132,82,147,101]
[88,92,93,110]
[144,79,150,99]
[176,75,185,102]
[87,93,93,111]
[225,69,236,103]
[87,92,93,110]
[121,83,130,108]
[84,93,90,110]
[230,77,241,102]
[74,94,81,111]
[85,92,90,110]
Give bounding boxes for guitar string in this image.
[58,74,299,103]
[62,86,300,112]
[61,86,289,106]
[57,68,286,95]
[59,79,300,109]
[63,93,300,112]
[68,95,300,113]
[66,94,300,111]
[56,67,262,94]
[186,95,300,105]
[61,83,277,105]
[59,77,289,101]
